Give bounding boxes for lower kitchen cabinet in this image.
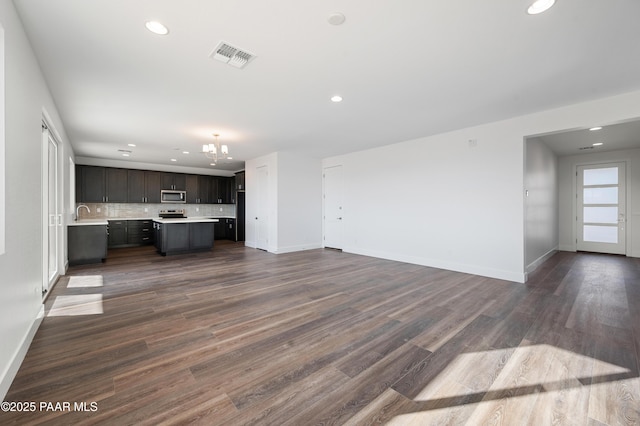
[214,218,236,241]
[108,219,155,248]
[153,220,215,255]
[108,220,127,247]
[68,225,108,265]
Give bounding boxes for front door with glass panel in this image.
[577,163,626,254]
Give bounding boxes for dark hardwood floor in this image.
[2,242,639,425]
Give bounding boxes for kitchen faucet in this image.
[76,204,90,220]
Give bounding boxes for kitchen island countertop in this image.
[152,217,220,224]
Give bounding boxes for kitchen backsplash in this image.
[76,203,236,220]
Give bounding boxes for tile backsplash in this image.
[76,203,235,220]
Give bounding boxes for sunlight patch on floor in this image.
[67,275,104,288]
[388,344,637,425]
[48,294,104,316]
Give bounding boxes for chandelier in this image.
[202,133,229,165]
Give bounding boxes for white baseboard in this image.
[272,243,323,254]
[343,246,527,283]
[526,247,558,275]
[0,305,44,400]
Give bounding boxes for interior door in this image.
[323,166,343,249]
[576,163,626,254]
[43,124,60,296]
[256,166,269,250]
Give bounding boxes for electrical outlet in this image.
[144,208,148,212]
[196,207,199,212]
[97,207,101,213]
[220,207,223,211]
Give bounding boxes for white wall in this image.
[323,90,640,283]
[275,152,322,253]
[0,1,73,399]
[525,137,558,272]
[559,148,640,256]
[245,151,322,253]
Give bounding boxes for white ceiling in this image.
[536,119,640,157]
[13,0,640,172]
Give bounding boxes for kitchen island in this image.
[153,217,219,256]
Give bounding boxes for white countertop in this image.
[68,219,109,226]
[152,217,220,224]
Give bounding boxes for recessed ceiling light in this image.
[170,158,177,162]
[128,143,136,147]
[122,153,130,157]
[327,13,346,26]
[593,142,604,146]
[210,163,216,166]
[182,151,189,154]
[589,126,603,131]
[227,157,233,160]
[527,0,556,15]
[145,21,169,35]
[331,95,343,103]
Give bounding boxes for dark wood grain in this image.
[1,244,639,425]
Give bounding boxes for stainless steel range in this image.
[158,209,186,219]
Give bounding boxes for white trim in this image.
[0,305,44,400]
[0,24,5,256]
[344,246,527,283]
[273,243,323,254]
[526,247,558,274]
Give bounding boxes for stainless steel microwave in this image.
[161,190,186,203]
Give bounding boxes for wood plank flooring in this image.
[2,243,639,425]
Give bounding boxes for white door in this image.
[256,166,269,250]
[323,166,343,249]
[43,124,60,295]
[576,163,626,254]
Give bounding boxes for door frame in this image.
[41,118,63,298]
[573,160,629,255]
[322,165,344,249]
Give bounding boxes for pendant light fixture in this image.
[202,133,229,166]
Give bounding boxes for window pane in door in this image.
[583,187,618,205]
[583,207,618,224]
[584,225,618,243]
[584,167,618,185]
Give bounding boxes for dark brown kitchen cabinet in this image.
[210,177,234,204]
[225,218,236,241]
[198,175,212,203]
[235,171,245,190]
[105,168,128,202]
[77,165,106,202]
[161,173,186,191]
[186,175,213,204]
[108,219,154,248]
[107,220,127,247]
[77,166,127,203]
[154,221,214,255]
[128,170,161,203]
[68,225,108,265]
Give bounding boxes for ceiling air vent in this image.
[210,41,256,69]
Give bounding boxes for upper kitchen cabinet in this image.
[77,166,128,203]
[128,170,161,203]
[235,171,245,191]
[210,177,234,204]
[105,168,128,203]
[161,173,186,191]
[186,175,213,204]
[77,165,105,203]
